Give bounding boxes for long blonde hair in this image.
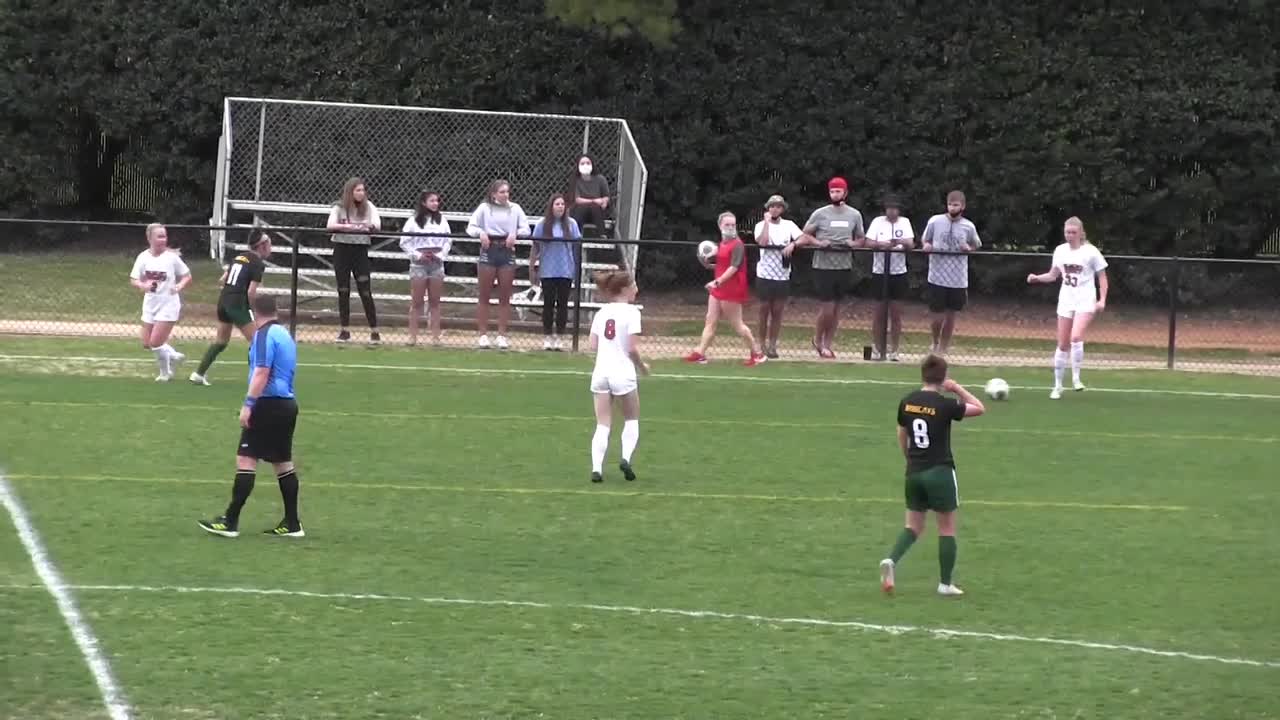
[1064,216,1089,244]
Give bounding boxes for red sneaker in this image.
[743,352,767,367]
[683,351,708,364]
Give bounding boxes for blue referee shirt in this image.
[247,322,297,399]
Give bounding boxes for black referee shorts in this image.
[237,397,299,463]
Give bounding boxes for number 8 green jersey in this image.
[897,390,967,473]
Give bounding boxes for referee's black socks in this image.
[225,471,256,526]
[277,470,300,530]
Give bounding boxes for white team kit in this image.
[1052,242,1107,318]
[590,302,643,396]
[131,250,191,323]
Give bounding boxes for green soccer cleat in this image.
[198,516,239,538]
[263,519,305,538]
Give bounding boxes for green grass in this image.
[2,337,1279,719]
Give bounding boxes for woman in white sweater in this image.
[466,178,530,349]
[399,191,452,346]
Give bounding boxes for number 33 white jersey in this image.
[1052,242,1107,316]
[590,302,642,395]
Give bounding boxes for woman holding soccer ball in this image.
[683,212,766,366]
[1027,216,1109,399]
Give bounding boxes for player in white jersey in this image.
[1027,216,1109,398]
[588,270,650,484]
[129,223,192,382]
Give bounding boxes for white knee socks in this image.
[1053,348,1068,389]
[1070,341,1084,385]
[591,425,610,473]
[621,420,639,462]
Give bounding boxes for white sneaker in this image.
[1073,380,1086,392]
[189,372,210,386]
[937,583,965,597]
[154,374,172,383]
[495,335,510,350]
[870,348,884,361]
[887,351,900,362]
[477,334,491,349]
[879,558,896,594]
[543,336,554,351]
[1049,387,1062,400]
[552,335,563,351]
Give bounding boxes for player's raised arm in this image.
[943,378,985,417]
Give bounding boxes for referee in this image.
[199,295,304,538]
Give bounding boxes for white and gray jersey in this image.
[922,214,981,288]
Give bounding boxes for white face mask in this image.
[579,163,592,177]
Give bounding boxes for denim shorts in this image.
[478,245,514,268]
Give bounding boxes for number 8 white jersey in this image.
[1053,242,1107,303]
[591,302,642,379]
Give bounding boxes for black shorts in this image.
[872,273,909,301]
[333,243,372,285]
[755,278,790,301]
[238,398,299,463]
[927,283,968,313]
[216,295,253,326]
[811,269,848,302]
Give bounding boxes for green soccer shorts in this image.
[217,296,254,327]
[904,465,960,513]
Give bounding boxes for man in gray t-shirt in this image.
[798,177,865,359]
[920,190,982,355]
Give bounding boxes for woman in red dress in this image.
[684,212,766,366]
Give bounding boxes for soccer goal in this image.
[208,96,648,317]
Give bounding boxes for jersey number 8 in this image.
[912,417,930,448]
[603,319,616,340]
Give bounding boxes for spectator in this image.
[797,177,866,359]
[326,176,382,344]
[467,178,530,350]
[920,190,982,356]
[683,212,766,366]
[129,223,191,382]
[530,192,582,351]
[752,194,802,359]
[865,195,915,361]
[567,154,610,237]
[399,191,452,347]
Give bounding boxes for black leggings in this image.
[541,277,572,334]
[333,243,378,328]
[571,203,606,237]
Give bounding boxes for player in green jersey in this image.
[880,354,985,597]
[190,230,272,385]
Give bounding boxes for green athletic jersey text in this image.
[221,251,265,297]
[897,389,967,473]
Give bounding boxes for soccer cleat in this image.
[169,351,186,369]
[154,373,172,383]
[198,516,239,538]
[743,352,767,367]
[937,583,965,597]
[1049,387,1063,400]
[495,335,510,350]
[189,372,210,386]
[590,471,604,484]
[879,558,896,594]
[369,331,382,345]
[477,334,491,349]
[263,519,305,538]
[683,351,708,364]
[619,459,636,482]
[1073,381,1086,392]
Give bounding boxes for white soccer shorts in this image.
[590,372,637,396]
[1056,293,1097,319]
[141,294,181,323]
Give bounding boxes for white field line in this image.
[2,353,1279,399]
[1,581,1276,670]
[0,475,133,720]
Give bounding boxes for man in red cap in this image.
[797,176,865,358]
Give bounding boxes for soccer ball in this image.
[696,240,717,265]
[984,378,1010,400]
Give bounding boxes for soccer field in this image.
[2,336,1278,719]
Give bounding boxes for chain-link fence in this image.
[3,218,1279,376]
